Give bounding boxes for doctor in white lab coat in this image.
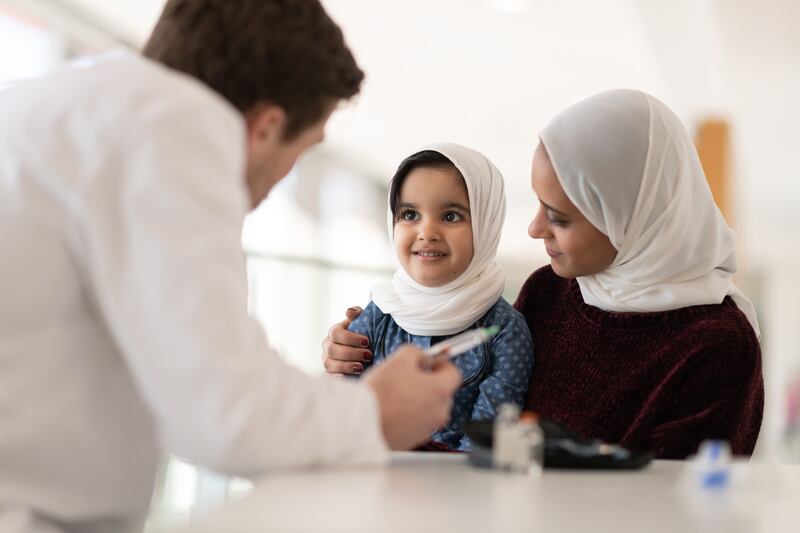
[0,1,461,532]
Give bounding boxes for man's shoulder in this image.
[103,53,241,129]
[30,52,241,138]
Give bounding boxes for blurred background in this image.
[2,0,799,527]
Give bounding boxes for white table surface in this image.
[174,452,800,533]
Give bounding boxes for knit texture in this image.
[515,266,763,459]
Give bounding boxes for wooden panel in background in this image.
[695,119,731,224]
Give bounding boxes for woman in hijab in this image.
[519,89,762,458]
[324,91,763,459]
[347,143,533,451]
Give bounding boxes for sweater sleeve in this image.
[645,338,764,459]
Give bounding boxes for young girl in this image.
[348,143,533,451]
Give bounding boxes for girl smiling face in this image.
[528,143,617,278]
[393,166,474,287]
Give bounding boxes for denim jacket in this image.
[349,297,533,450]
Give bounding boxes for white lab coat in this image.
[0,51,388,533]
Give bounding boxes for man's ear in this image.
[245,104,287,147]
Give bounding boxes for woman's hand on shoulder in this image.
[321,306,372,376]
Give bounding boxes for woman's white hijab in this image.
[371,143,506,336]
[540,89,760,339]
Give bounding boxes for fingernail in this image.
[363,351,373,360]
[353,363,363,373]
[347,307,357,312]
[361,339,369,347]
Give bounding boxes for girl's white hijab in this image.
[540,89,760,339]
[371,143,507,336]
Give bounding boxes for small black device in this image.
[464,418,653,470]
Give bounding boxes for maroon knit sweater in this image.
[514,266,764,459]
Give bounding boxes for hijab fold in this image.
[371,143,506,336]
[540,89,760,339]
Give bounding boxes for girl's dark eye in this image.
[399,209,419,221]
[443,212,463,223]
[548,217,568,227]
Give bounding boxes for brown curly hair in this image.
[143,0,364,140]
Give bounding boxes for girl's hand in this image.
[321,306,372,375]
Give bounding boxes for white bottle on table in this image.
[493,403,520,470]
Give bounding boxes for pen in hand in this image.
[423,326,500,364]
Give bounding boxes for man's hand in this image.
[363,345,462,450]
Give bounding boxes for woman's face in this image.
[528,143,617,278]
